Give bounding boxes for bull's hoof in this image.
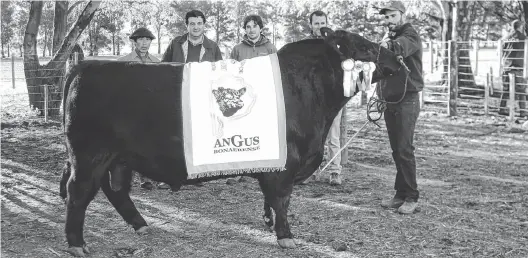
[277,238,296,249]
[263,215,274,231]
[67,245,90,257]
[135,226,149,235]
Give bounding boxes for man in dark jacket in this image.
[162,10,223,63]
[499,19,527,117]
[377,1,423,214]
[230,15,277,62]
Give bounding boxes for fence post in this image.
[448,40,458,116]
[430,41,434,73]
[509,73,515,121]
[473,40,479,76]
[484,72,489,116]
[11,55,15,89]
[523,39,528,79]
[44,85,49,122]
[497,39,503,76]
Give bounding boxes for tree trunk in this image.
[522,1,528,35]
[23,1,101,117]
[1,41,4,58]
[53,1,68,54]
[112,33,115,55]
[157,26,161,54]
[42,31,48,57]
[24,1,45,114]
[7,44,10,57]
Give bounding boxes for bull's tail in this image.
[62,63,82,126]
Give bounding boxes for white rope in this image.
[319,120,371,173]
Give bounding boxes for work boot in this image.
[140,181,154,190]
[381,196,405,209]
[157,182,170,189]
[398,201,419,214]
[329,173,342,186]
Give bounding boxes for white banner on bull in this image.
[182,54,287,179]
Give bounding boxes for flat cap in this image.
[129,27,155,40]
[379,1,406,15]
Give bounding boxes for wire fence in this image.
[1,43,526,121]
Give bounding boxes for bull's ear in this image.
[238,87,246,95]
[320,27,334,38]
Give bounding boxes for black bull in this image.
[60,29,401,256]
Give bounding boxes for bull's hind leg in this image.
[65,152,114,257]
[101,166,148,234]
[60,160,71,203]
[258,173,296,248]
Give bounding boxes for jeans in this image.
[384,92,420,201]
[499,70,527,115]
[325,109,343,174]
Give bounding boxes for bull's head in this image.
[320,27,401,80]
[212,87,247,117]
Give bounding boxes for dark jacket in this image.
[161,33,223,63]
[230,34,277,61]
[502,30,526,70]
[378,23,424,102]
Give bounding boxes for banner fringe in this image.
[187,167,286,180]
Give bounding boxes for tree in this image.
[1,1,15,58]
[23,1,101,116]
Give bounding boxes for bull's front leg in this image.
[258,173,296,248]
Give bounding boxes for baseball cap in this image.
[379,1,406,15]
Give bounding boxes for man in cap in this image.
[117,27,166,190]
[300,10,345,186]
[499,19,527,117]
[377,1,424,214]
[162,10,222,63]
[118,27,160,62]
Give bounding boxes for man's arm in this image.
[391,29,421,58]
[214,44,223,61]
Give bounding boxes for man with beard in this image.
[377,1,424,214]
[226,15,277,184]
[162,10,223,63]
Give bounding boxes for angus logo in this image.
[213,134,260,154]
[212,87,247,117]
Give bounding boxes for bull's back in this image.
[64,61,186,156]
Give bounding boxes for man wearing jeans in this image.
[300,10,343,186]
[378,1,423,214]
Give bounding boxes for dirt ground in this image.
[1,106,527,258]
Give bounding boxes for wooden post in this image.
[508,73,515,121]
[11,55,15,89]
[489,66,494,96]
[44,85,49,122]
[448,40,458,116]
[484,72,489,116]
[430,41,434,73]
[473,40,479,76]
[339,106,348,165]
[74,52,78,65]
[419,91,424,108]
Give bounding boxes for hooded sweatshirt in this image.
[230,34,277,61]
[378,23,424,102]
